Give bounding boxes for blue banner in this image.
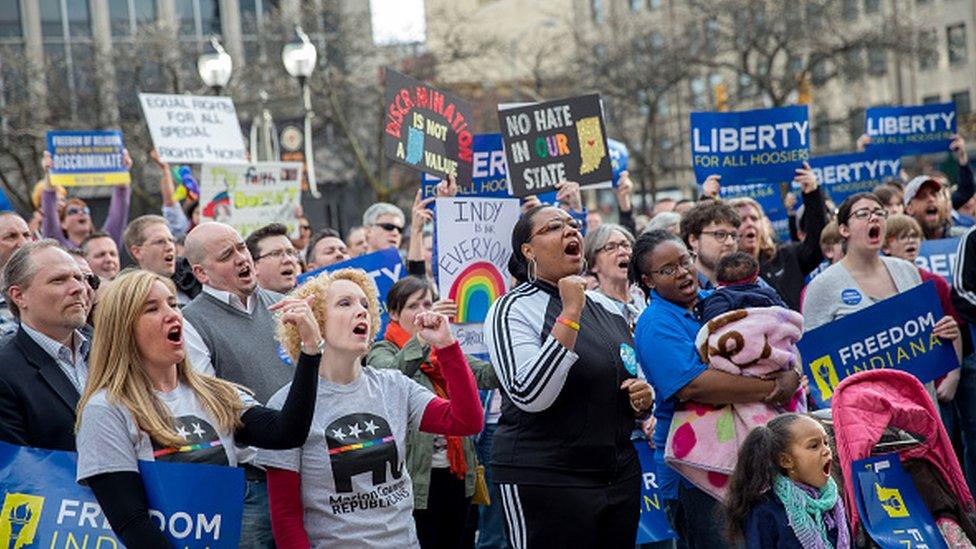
[634,440,676,544]
[865,103,956,156]
[0,189,11,212]
[691,106,810,240]
[914,238,959,283]
[0,441,243,548]
[46,130,131,187]
[608,138,628,187]
[422,134,511,200]
[799,282,958,408]
[801,151,901,206]
[298,248,405,339]
[852,455,947,549]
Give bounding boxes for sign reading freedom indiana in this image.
[46,130,131,187]
[691,105,810,238]
[499,94,612,197]
[799,282,958,408]
[383,69,474,185]
[865,102,956,156]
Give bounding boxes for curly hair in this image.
[276,268,381,361]
[679,200,740,246]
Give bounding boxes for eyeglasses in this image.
[66,206,90,217]
[895,233,921,243]
[85,273,100,290]
[850,208,889,221]
[374,222,404,234]
[700,230,740,242]
[598,240,632,254]
[531,217,582,239]
[256,248,301,261]
[299,224,312,232]
[648,253,697,278]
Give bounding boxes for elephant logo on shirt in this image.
[151,415,228,465]
[326,413,402,493]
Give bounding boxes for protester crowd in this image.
[0,128,974,549]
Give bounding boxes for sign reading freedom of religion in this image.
[198,162,303,238]
[499,94,612,197]
[435,197,520,357]
[139,93,247,164]
[46,130,131,186]
[798,282,958,408]
[865,102,956,156]
[690,105,810,239]
[383,69,474,185]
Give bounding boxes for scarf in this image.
[384,321,467,480]
[773,475,851,549]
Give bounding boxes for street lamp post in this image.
[282,26,321,198]
[197,36,233,95]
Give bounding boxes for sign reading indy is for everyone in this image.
[499,94,612,197]
[139,93,247,165]
[383,68,474,185]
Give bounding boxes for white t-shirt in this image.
[76,383,256,481]
[256,367,435,549]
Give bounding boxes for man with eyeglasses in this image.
[246,223,301,294]
[124,215,190,305]
[362,202,406,253]
[679,200,741,289]
[0,212,32,345]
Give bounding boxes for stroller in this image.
[820,369,976,547]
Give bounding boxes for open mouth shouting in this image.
[867,224,882,245]
[166,324,183,346]
[237,263,254,284]
[280,265,296,281]
[822,457,832,479]
[352,321,369,339]
[564,238,583,263]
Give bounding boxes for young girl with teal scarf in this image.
[725,413,851,548]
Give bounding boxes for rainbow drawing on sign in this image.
[448,261,507,323]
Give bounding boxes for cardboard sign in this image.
[46,130,131,187]
[0,441,243,548]
[297,249,405,340]
[499,94,612,197]
[634,440,677,544]
[914,238,959,282]
[383,69,474,184]
[691,106,810,239]
[802,151,901,205]
[139,93,247,164]
[435,197,520,357]
[198,162,303,239]
[799,282,958,408]
[852,455,947,549]
[865,103,956,156]
[422,133,511,200]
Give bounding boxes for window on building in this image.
[591,0,605,23]
[843,48,864,81]
[691,77,708,109]
[650,30,663,50]
[922,94,942,104]
[737,73,755,99]
[953,91,972,115]
[109,0,157,36]
[0,0,20,38]
[629,0,640,12]
[65,0,91,36]
[868,48,886,75]
[242,0,277,34]
[842,0,858,20]
[847,108,865,143]
[814,112,831,149]
[863,0,880,14]
[811,59,829,85]
[40,0,63,38]
[919,29,938,70]
[948,23,967,64]
[647,0,661,9]
[1,44,27,105]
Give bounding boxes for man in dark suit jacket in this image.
[0,240,92,451]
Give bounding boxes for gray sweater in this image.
[182,288,289,403]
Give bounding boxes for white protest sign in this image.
[139,93,247,164]
[435,197,520,356]
[199,162,303,238]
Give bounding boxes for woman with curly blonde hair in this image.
[75,269,322,548]
[257,268,484,549]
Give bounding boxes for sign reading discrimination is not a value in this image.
[46,130,131,187]
[499,94,612,197]
[383,69,474,185]
[139,93,247,165]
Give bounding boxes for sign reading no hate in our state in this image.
[139,93,247,165]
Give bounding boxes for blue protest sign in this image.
[865,103,956,156]
[914,238,959,282]
[802,151,901,205]
[608,138,628,187]
[297,248,405,339]
[422,134,511,200]
[691,106,810,240]
[0,441,243,548]
[634,440,677,544]
[0,189,11,212]
[46,130,131,187]
[799,282,958,408]
[852,455,947,549]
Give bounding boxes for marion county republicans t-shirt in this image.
[256,367,435,549]
[76,383,257,481]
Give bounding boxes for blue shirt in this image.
[633,289,709,499]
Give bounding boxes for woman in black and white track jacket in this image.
[484,204,653,548]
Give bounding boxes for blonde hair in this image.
[884,214,923,242]
[76,269,246,447]
[727,197,778,260]
[31,181,67,209]
[277,268,381,362]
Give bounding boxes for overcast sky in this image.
[370,0,426,45]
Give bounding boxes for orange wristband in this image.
[556,316,580,331]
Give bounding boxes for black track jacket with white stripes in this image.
[484,280,641,486]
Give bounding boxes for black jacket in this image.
[0,327,84,451]
[697,283,788,323]
[760,186,827,311]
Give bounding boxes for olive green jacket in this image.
[367,336,498,510]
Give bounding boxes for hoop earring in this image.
[527,258,538,283]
